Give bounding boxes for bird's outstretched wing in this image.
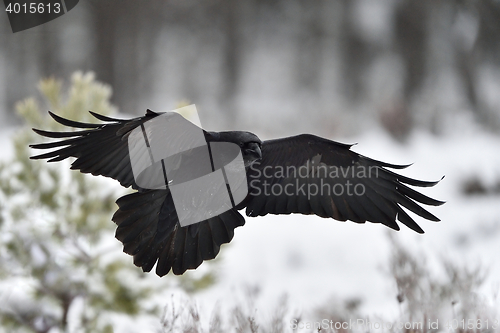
[30,111,245,276]
[244,134,444,233]
[30,110,160,189]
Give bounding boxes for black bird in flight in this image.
[30,110,444,276]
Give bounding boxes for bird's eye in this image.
[239,143,244,148]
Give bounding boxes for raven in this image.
[30,110,444,276]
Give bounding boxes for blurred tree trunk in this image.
[38,23,61,78]
[88,0,165,114]
[339,0,370,102]
[466,0,500,129]
[219,0,242,127]
[295,0,323,92]
[114,1,141,113]
[394,0,428,102]
[89,1,118,107]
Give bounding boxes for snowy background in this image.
[1,1,500,332]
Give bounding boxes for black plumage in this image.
[30,110,444,276]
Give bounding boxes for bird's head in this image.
[206,131,262,167]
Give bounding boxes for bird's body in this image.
[30,110,444,276]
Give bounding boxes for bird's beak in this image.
[247,143,262,160]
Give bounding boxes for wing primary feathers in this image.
[31,128,93,138]
[361,156,412,170]
[369,172,445,206]
[362,187,399,227]
[381,169,444,187]
[29,111,156,189]
[365,177,440,222]
[396,206,425,234]
[88,111,125,122]
[146,109,160,116]
[372,180,441,222]
[29,137,82,150]
[396,182,445,206]
[48,111,102,128]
